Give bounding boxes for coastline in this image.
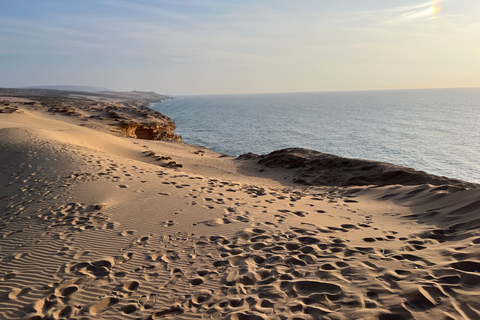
[1,89,479,320]
[151,89,480,185]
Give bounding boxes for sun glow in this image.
[431,1,440,14]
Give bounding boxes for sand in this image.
[1,93,480,320]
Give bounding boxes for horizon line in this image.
[168,85,480,97]
[4,85,480,97]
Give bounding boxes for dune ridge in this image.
[0,90,479,320]
[238,148,478,188]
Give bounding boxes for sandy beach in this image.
[1,89,479,320]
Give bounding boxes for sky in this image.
[0,0,479,95]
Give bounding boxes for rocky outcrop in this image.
[0,87,182,142]
[120,123,138,138]
[238,148,478,188]
[120,122,181,141]
[48,106,82,117]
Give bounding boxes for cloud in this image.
[0,1,347,62]
[0,16,107,56]
[364,1,442,26]
[366,1,436,14]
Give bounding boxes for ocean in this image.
[151,88,480,184]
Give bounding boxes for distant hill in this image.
[19,85,114,92]
[1,87,171,105]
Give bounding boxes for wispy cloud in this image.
[367,1,436,14]
[365,1,442,26]
[0,16,105,50]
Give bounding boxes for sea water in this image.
[151,88,480,184]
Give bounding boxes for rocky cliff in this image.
[120,122,181,141]
[0,88,182,141]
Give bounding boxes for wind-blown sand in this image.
[1,91,479,320]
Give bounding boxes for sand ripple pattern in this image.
[2,221,477,320]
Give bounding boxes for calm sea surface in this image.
[151,88,480,184]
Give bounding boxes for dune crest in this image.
[239,148,478,188]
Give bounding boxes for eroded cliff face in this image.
[120,123,138,138]
[120,122,182,141]
[110,100,182,141]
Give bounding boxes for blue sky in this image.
[1,0,479,94]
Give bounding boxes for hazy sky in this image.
[1,0,479,95]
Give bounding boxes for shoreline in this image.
[1,88,479,320]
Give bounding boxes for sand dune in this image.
[240,148,477,188]
[1,97,479,320]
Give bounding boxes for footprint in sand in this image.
[89,297,119,315]
[191,290,213,307]
[138,293,157,310]
[73,250,89,259]
[57,285,79,298]
[189,277,204,286]
[122,280,140,292]
[119,230,135,236]
[150,306,184,318]
[161,220,177,227]
[121,304,138,315]
[293,211,308,217]
[8,287,31,300]
[2,272,17,280]
[135,235,152,246]
[193,218,232,226]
